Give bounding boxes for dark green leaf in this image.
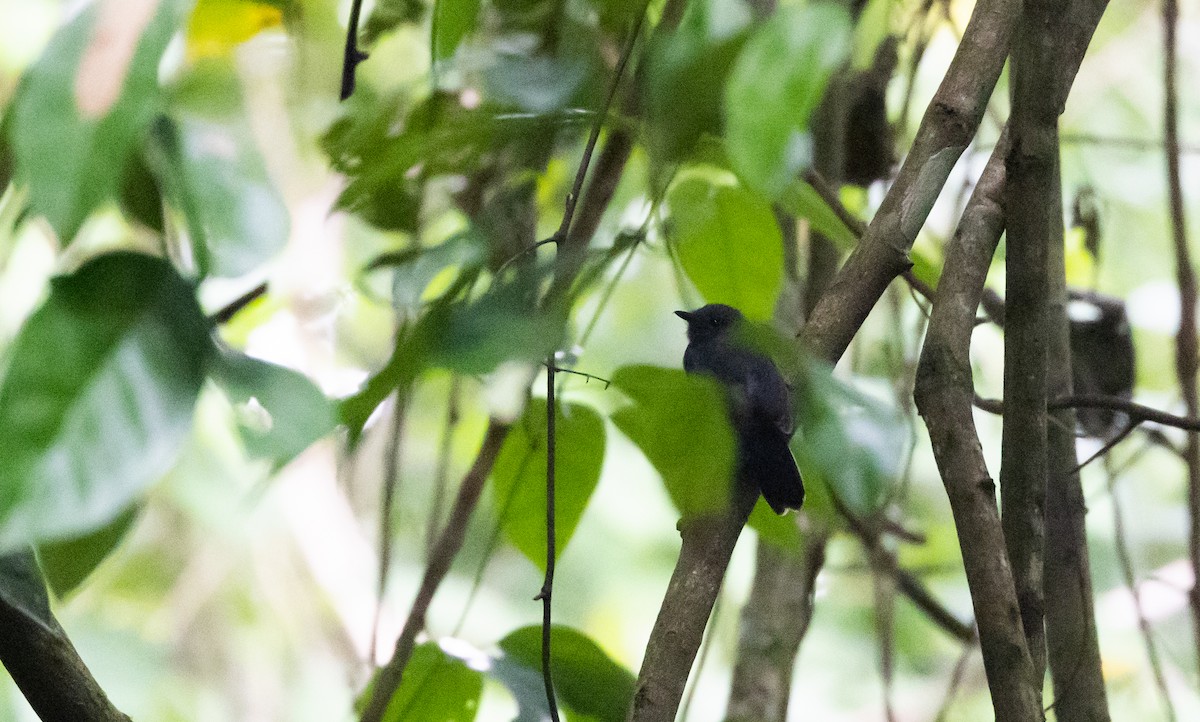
[644,0,751,166]
[0,551,54,633]
[211,349,336,470]
[0,252,209,551]
[433,0,483,62]
[666,177,784,320]
[9,0,191,239]
[725,4,851,198]
[610,365,735,516]
[37,506,138,599]
[493,400,606,570]
[499,625,635,722]
[365,231,487,311]
[363,0,426,45]
[377,642,483,721]
[119,151,166,234]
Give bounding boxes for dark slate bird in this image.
[675,304,805,513]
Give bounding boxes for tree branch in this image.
[914,131,1044,720]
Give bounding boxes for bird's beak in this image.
[674,310,692,322]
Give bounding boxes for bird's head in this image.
[675,303,744,343]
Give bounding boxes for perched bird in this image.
[675,304,804,513]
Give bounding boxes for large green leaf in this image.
[610,365,735,516]
[779,179,859,249]
[643,0,751,166]
[0,252,210,551]
[8,0,192,239]
[36,506,138,600]
[211,348,336,470]
[433,0,482,62]
[725,3,851,198]
[492,400,606,571]
[667,177,783,320]
[373,642,483,721]
[498,625,635,722]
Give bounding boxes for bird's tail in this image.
[739,424,804,514]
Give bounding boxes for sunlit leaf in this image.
[667,177,783,320]
[211,349,336,470]
[725,3,851,198]
[365,231,488,311]
[493,400,605,571]
[498,625,635,722]
[0,252,210,551]
[851,0,894,70]
[8,0,191,239]
[779,180,859,249]
[611,365,735,517]
[186,0,283,60]
[37,506,138,599]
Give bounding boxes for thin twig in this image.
[975,394,1200,433]
[426,378,461,557]
[1107,459,1177,722]
[1069,419,1139,474]
[545,364,612,388]
[369,391,408,664]
[340,0,369,100]
[535,361,561,721]
[208,282,267,325]
[1162,0,1200,670]
[933,641,977,722]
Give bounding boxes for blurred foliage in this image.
[0,0,1197,719]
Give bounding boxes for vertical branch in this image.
[914,132,1043,720]
[871,550,898,722]
[426,378,461,557]
[339,0,369,100]
[370,392,409,663]
[1163,0,1200,669]
[536,361,561,721]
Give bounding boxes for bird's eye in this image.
[710,318,720,327]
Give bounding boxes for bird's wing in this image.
[744,357,794,436]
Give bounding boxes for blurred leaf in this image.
[493,400,605,570]
[910,246,941,291]
[486,53,590,113]
[37,506,138,600]
[433,0,483,62]
[488,654,549,722]
[363,0,426,45]
[779,180,858,249]
[725,3,851,198]
[186,0,283,59]
[747,497,801,550]
[9,0,191,239]
[375,642,483,721]
[365,230,488,311]
[211,349,336,470]
[119,151,166,233]
[611,365,735,517]
[1064,225,1096,287]
[0,252,209,551]
[341,278,562,443]
[0,551,54,632]
[644,0,751,166]
[793,362,905,516]
[851,0,894,70]
[666,177,783,320]
[498,625,635,722]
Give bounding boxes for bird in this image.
[675,304,804,513]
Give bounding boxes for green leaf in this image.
[667,177,784,320]
[365,231,488,311]
[779,179,859,249]
[363,0,426,44]
[498,625,635,722]
[433,0,482,62]
[9,0,191,239]
[0,551,54,633]
[376,642,483,721]
[747,497,801,550]
[37,506,138,599]
[493,400,606,570]
[644,0,751,166]
[211,349,336,470]
[611,365,735,516]
[725,3,851,198]
[793,361,905,516]
[852,0,895,71]
[0,252,210,551]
